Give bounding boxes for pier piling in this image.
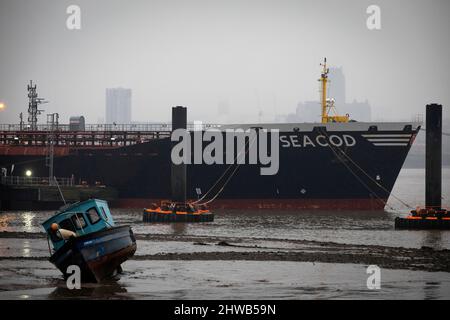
[171,106,187,203]
[425,104,442,210]
[142,106,214,223]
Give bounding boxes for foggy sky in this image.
[0,0,449,124]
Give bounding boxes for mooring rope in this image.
[194,134,258,206]
[320,130,413,208]
[320,130,395,210]
[190,137,250,204]
[337,149,413,209]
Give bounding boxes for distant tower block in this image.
[217,99,230,116]
[328,67,346,106]
[105,88,132,124]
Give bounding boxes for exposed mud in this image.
[1,232,449,273]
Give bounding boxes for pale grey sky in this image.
[0,0,449,124]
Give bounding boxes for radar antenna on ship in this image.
[27,80,48,131]
[319,58,350,124]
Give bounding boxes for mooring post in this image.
[425,104,442,210]
[171,106,187,203]
[143,105,213,222]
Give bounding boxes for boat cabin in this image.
[42,199,115,251]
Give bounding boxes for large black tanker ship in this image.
[0,60,420,210]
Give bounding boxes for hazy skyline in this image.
[1,0,449,124]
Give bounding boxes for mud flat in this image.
[1,232,449,273]
[0,259,449,300]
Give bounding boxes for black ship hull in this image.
[0,122,420,210]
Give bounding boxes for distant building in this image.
[217,99,230,116]
[343,99,372,122]
[328,67,346,107]
[105,88,132,124]
[291,101,321,123]
[69,116,85,131]
[293,67,372,122]
[217,99,231,123]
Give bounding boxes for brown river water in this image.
[0,168,449,299]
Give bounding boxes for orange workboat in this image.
[395,207,450,229]
[143,201,214,222]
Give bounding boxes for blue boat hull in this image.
[49,225,136,282]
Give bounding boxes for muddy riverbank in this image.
[1,232,449,272]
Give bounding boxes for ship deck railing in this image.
[0,123,222,147]
[0,175,75,187]
[0,123,222,132]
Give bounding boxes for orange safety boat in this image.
[143,201,214,222]
[395,207,450,229]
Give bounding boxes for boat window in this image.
[71,213,87,229]
[100,207,108,221]
[86,207,101,224]
[59,218,76,232]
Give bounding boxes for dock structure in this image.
[142,106,214,223]
[0,182,118,210]
[395,104,450,229]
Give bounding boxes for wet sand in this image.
[0,232,449,299]
[1,259,449,300]
[1,233,449,272]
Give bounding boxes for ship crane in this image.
[319,58,350,124]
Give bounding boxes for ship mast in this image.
[319,58,350,124]
[320,58,329,123]
[27,80,48,130]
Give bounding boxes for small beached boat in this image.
[42,199,136,282]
